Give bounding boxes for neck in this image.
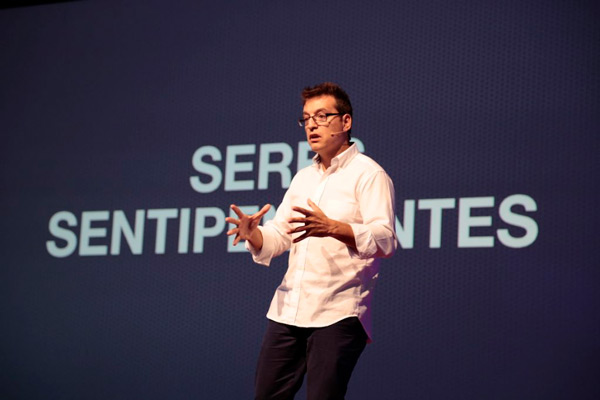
[319,142,350,170]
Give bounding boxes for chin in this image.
[308,143,321,152]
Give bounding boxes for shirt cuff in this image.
[348,223,378,259]
[245,226,272,267]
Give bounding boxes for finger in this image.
[225,217,240,225]
[287,217,307,224]
[230,204,245,218]
[226,228,239,236]
[254,204,271,219]
[233,235,241,246]
[287,225,308,234]
[307,199,322,212]
[292,231,310,243]
[292,206,312,216]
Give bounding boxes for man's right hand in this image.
[225,204,271,250]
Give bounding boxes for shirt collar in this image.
[311,142,359,172]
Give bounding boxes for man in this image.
[226,82,397,399]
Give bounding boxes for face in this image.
[302,95,352,159]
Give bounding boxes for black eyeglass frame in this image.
[297,113,344,127]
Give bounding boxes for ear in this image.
[343,114,352,132]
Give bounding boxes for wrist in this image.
[248,227,264,250]
[329,219,341,237]
[329,220,357,250]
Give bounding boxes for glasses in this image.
[297,112,343,127]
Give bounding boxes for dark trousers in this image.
[254,317,368,400]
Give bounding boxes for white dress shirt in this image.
[246,143,397,342]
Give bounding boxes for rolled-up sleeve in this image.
[348,170,397,259]
[246,224,291,266]
[245,188,294,266]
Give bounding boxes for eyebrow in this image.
[302,108,328,115]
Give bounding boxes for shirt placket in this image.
[288,170,332,324]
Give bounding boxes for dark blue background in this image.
[1,1,599,399]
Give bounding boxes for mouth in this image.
[309,133,321,142]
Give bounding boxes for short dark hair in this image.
[301,82,353,140]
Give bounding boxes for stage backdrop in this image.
[1,1,598,399]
